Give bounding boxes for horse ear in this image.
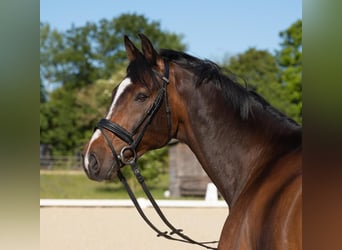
[139,33,159,65]
[124,35,142,61]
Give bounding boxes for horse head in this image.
[82,34,179,181]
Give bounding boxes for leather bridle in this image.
[97,59,171,171]
[96,59,218,249]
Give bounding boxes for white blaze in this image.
[106,78,132,119]
[84,78,132,170]
[83,129,101,170]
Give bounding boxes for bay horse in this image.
[83,34,302,249]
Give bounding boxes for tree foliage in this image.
[40,14,186,90]
[223,20,302,123]
[277,20,302,122]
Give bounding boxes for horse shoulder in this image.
[258,149,302,250]
[218,150,302,250]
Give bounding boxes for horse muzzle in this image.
[82,152,119,181]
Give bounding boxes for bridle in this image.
[96,59,218,250]
[97,59,171,168]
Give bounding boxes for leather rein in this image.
[96,59,218,249]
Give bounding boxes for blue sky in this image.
[40,0,301,61]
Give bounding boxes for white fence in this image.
[40,199,228,208]
[40,155,82,170]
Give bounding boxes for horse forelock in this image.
[126,57,160,91]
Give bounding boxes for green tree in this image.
[94,14,186,77]
[40,22,101,90]
[222,20,302,123]
[40,88,81,155]
[40,79,47,103]
[223,48,289,115]
[277,19,302,122]
[226,48,279,89]
[40,13,186,90]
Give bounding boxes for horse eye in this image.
[135,93,149,102]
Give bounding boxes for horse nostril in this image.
[88,153,100,175]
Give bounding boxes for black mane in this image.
[160,49,299,126]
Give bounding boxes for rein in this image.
[96,59,218,250]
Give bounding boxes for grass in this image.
[40,170,170,199]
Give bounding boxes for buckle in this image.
[119,146,137,165]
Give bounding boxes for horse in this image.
[82,34,302,249]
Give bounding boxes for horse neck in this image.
[173,76,301,206]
